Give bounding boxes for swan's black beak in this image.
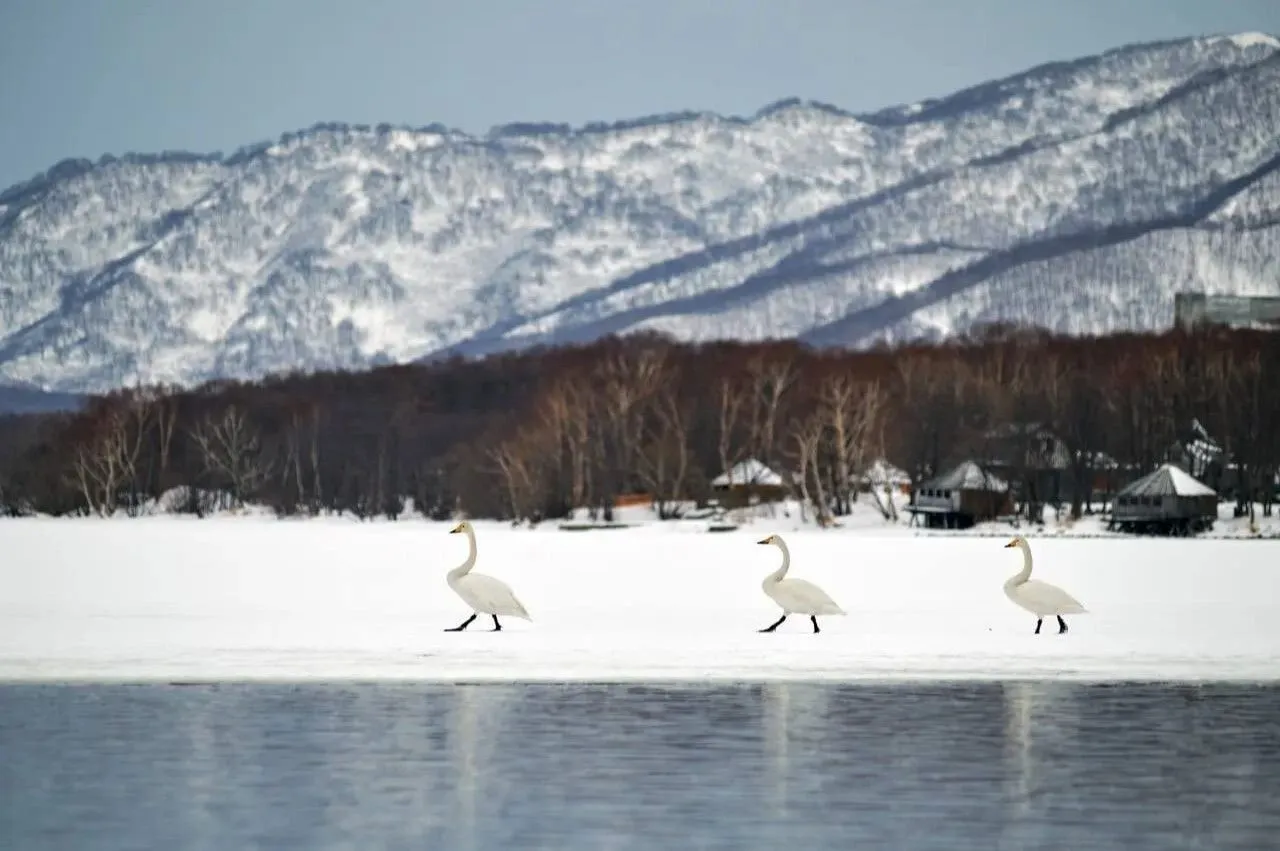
[449,525,462,534]
[757,538,771,545]
[1003,540,1017,548]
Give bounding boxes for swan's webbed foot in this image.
[810,615,821,634]
[1034,618,1043,635]
[491,615,503,632]
[1057,616,1068,634]
[760,614,787,633]
[445,613,477,632]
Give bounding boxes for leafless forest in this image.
[0,325,1276,523]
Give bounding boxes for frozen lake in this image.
[2,518,1279,681]
[2,681,1279,849]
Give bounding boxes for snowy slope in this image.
[2,34,1279,393]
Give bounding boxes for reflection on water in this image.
[1,681,1278,849]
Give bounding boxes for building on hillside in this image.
[907,460,1012,529]
[1174,292,1280,331]
[1108,463,1218,535]
[710,458,788,507]
[859,458,912,495]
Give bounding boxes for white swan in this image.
[757,534,846,633]
[1002,536,1086,634]
[443,521,531,632]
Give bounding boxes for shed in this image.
[710,458,788,507]
[1109,463,1218,535]
[907,460,1012,529]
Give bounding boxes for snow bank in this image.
[1,517,1278,683]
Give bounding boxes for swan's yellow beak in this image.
[449,524,464,534]
[757,536,772,545]
[1003,539,1018,548]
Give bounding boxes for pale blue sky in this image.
[2,0,1278,191]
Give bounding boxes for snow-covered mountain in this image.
[3,33,1280,394]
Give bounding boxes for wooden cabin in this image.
[710,458,788,507]
[907,460,1012,529]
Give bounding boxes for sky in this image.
[2,0,1279,190]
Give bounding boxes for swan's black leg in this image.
[810,616,821,634]
[1057,616,1068,634]
[491,615,502,632]
[760,614,787,633]
[445,613,477,632]
[1034,618,1043,635]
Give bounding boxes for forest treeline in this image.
[0,324,1277,523]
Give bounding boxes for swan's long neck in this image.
[766,541,791,583]
[1008,542,1033,586]
[448,527,478,580]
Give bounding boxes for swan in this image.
[756,534,846,633]
[443,521,531,632]
[1002,536,1086,634]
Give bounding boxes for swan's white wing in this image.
[1014,579,1086,616]
[455,573,531,619]
[772,578,845,616]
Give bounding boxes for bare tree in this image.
[635,385,693,518]
[489,436,540,523]
[275,403,321,514]
[307,404,324,510]
[538,378,595,513]
[788,413,831,526]
[190,405,269,507]
[890,355,960,484]
[595,344,668,513]
[715,376,750,487]
[128,385,180,496]
[68,395,153,516]
[746,355,796,465]
[1204,347,1264,524]
[817,374,885,515]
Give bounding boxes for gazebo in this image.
[1109,463,1218,535]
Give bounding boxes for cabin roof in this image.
[1117,463,1216,498]
[917,460,1008,493]
[710,457,784,487]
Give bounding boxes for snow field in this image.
[1,517,1278,682]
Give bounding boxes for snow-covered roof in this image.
[1118,463,1216,498]
[860,458,911,485]
[918,460,1008,493]
[711,458,784,487]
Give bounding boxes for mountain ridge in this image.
[2,32,1279,393]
